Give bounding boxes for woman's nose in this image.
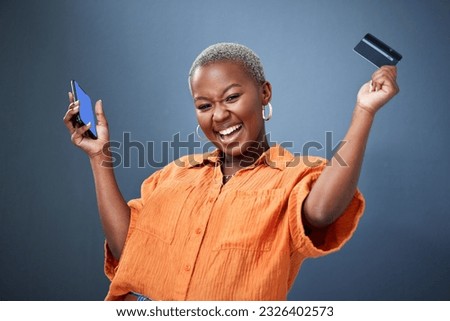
[212,103,230,122]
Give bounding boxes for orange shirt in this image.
[104,145,364,300]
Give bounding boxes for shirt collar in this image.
[185,144,295,171]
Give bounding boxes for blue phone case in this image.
[70,80,98,139]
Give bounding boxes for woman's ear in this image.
[261,81,272,105]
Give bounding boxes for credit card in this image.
[354,33,402,67]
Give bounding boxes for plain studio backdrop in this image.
[1,0,449,300]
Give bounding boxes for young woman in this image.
[63,43,399,300]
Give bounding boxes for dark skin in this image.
[190,61,272,177]
[191,61,399,228]
[63,60,398,258]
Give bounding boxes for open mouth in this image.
[217,123,243,139]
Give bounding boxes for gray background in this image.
[1,0,449,300]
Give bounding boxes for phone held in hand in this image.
[354,33,402,68]
[70,80,98,139]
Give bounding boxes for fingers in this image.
[71,122,92,146]
[63,94,108,148]
[63,100,80,133]
[369,66,399,94]
[369,80,374,92]
[68,91,75,104]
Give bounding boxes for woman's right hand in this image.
[63,92,111,160]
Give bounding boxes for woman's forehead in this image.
[191,61,255,89]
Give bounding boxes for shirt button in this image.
[184,265,191,272]
[195,228,202,235]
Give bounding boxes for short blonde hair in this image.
[189,43,266,87]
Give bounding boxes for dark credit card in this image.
[354,33,402,67]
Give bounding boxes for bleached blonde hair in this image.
[188,43,266,90]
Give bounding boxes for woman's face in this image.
[190,61,271,157]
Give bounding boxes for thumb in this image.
[95,100,108,126]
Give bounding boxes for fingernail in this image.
[86,122,91,127]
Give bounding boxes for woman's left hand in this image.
[356,65,399,116]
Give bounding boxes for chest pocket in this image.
[134,184,194,244]
[212,188,286,252]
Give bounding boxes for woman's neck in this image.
[221,140,270,176]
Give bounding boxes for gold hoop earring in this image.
[196,124,206,141]
[262,103,273,121]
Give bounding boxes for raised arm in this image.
[303,66,399,228]
[63,93,130,259]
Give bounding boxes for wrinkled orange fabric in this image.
[104,145,364,300]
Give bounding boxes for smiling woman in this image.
[191,61,271,173]
[63,42,399,300]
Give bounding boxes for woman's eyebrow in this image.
[194,83,242,102]
[222,83,242,94]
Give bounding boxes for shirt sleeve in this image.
[288,158,365,258]
[104,169,162,281]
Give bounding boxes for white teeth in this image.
[219,124,242,136]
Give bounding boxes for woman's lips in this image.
[216,123,243,142]
[218,124,242,136]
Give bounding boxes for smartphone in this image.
[354,33,402,68]
[70,80,98,139]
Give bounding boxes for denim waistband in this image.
[129,291,152,301]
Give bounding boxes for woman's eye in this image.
[226,94,240,102]
[198,104,211,110]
